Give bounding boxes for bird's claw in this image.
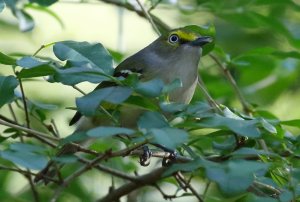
[139,145,152,167]
[162,150,177,167]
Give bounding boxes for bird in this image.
[34,25,213,183]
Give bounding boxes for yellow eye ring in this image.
[168,34,179,44]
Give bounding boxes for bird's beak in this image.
[190,36,213,47]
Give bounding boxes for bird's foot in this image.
[162,150,177,166]
[139,145,152,167]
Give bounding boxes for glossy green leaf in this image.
[17,64,56,78]
[237,193,278,202]
[164,158,205,176]
[198,115,261,138]
[0,52,16,65]
[0,76,18,108]
[53,41,114,75]
[0,150,48,170]
[137,111,169,130]
[9,142,46,153]
[205,160,269,195]
[160,102,187,113]
[76,86,132,116]
[60,131,88,145]
[53,67,110,85]
[87,127,135,138]
[150,127,188,149]
[135,78,164,97]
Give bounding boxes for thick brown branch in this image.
[98,167,168,202]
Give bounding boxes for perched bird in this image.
[34,25,213,183]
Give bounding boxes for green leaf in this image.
[0,150,48,170]
[60,131,88,145]
[53,41,114,75]
[0,76,18,108]
[53,155,78,163]
[0,0,5,12]
[232,147,277,158]
[29,100,58,110]
[138,111,169,130]
[76,86,132,116]
[29,0,57,6]
[198,115,261,138]
[0,52,16,65]
[162,79,182,94]
[205,160,269,195]
[281,119,300,128]
[237,193,278,202]
[150,127,188,149]
[9,142,46,153]
[87,127,135,138]
[259,118,277,134]
[17,56,46,68]
[135,78,164,97]
[164,158,204,176]
[160,102,187,113]
[53,67,110,85]
[18,64,56,78]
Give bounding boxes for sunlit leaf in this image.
[53,41,114,75]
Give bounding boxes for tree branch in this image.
[98,167,168,202]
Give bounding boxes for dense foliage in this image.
[1,0,300,202]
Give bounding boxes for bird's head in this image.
[152,25,214,59]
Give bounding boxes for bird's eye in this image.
[168,34,179,44]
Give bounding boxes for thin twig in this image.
[0,118,59,142]
[175,172,204,202]
[50,119,60,138]
[135,0,160,35]
[197,76,222,113]
[98,167,168,202]
[208,54,270,152]
[32,42,55,56]
[18,77,31,128]
[72,85,86,95]
[209,54,250,113]
[8,103,18,122]
[50,141,147,202]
